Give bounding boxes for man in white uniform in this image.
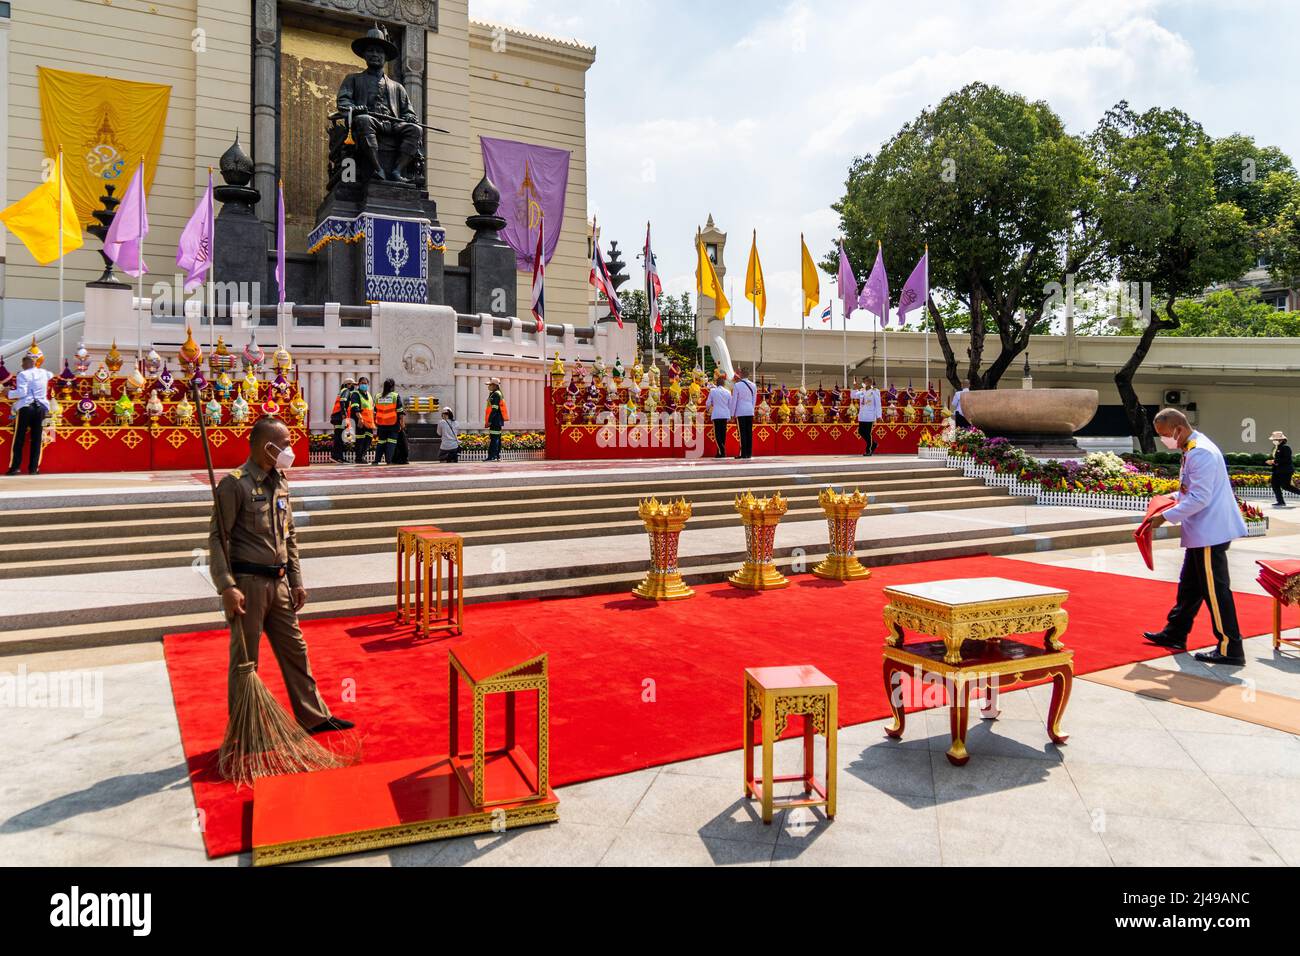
[732,368,758,459]
[850,377,882,456]
[705,381,732,458]
[7,355,53,475]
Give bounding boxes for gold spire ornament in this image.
[729,491,790,590]
[178,326,204,375]
[632,497,695,601]
[812,488,871,581]
[105,340,124,374]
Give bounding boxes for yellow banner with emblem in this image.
[37,66,171,227]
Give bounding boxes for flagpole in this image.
[209,169,217,354]
[57,147,65,367]
[799,235,806,390]
[841,298,848,390]
[879,241,888,391]
[136,157,145,361]
[923,244,930,391]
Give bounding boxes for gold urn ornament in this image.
[632,497,695,601]
[812,488,871,581]
[105,340,124,374]
[178,326,204,376]
[729,491,790,591]
[174,394,196,426]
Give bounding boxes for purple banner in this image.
[480,136,571,272]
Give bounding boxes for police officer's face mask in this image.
[265,440,296,470]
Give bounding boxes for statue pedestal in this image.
[311,182,445,307]
[376,302,456,410]
[83,281,137,349]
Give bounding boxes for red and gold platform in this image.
[543,359,947,460]
[1,334,309,472]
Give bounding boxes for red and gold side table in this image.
[396,524,441,626]
[633,497,694,600]
[812,487,871,581]
[880,577,1072,765]
[743,665,837,824]
[449,631,553,809]
[729,491,789,590]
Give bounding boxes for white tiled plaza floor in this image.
[3,517,1300,867]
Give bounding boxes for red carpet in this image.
[163,555,1278,858]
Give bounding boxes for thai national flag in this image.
[644,222,662,334]
[590,228,623,328]
[530,217,545,332]
[820,301,833,323]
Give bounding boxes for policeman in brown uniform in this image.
[208,417,354,733]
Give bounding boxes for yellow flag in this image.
[696,235,730,321]
[0,153,84,265]
[745,230,766,326]
[800,233,820,317]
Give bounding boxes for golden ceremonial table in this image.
[881,578,1072,765]
[396,526,464,637]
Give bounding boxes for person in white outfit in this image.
[437,407,460,463]
[731,369,758,459]
[850,377,882,456]
[705,382,732,458]
[7,355,53,475]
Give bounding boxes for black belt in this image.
[232,560,287,579]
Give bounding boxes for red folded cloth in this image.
[1256,559,1300,603]
[1134,494,1178,571]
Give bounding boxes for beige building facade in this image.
[0,0,594,341]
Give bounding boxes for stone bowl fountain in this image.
[964,388,1099,456]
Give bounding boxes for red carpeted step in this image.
[163,554,1277,858]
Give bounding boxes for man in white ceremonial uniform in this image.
[850,378,882,456]
[705,381,732,459]
[1142,408,1248,665]
[7,355,53,475]
[732,368,757,459]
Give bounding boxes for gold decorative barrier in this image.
[812,487,871,581]
[632,497,695,601]
[729,491,789,590]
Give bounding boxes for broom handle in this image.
[192,380,253,665]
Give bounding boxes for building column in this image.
[252,0,278,226]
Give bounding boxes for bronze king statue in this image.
[337,24,423,183]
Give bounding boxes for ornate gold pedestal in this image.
[812,487,870,581]
[632,497,695,600]
[729,491,789,590]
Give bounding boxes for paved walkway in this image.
[3,514,1300,866]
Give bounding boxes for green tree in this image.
[829,82,1101,391]
[1168,287,1300,337]
[1091,102,1255,452]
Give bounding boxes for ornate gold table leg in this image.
[1044,608,1069,652]
[812,487,870,581]
[947,677,971,766]
[632,498,694,601]
[1046,665,1072,745]
[883,659,906,739]
[729,491,789,591]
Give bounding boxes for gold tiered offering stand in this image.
[812,487,871,581]
[729,491,789,591]
[632,497,695,601]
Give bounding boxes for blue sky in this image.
[474,0,1300,328]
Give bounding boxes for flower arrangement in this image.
[459,430,546,451]
[918,430,946,448]
[1239,499,1266,524]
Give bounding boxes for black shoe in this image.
[28,470,38,476]
[4,469,18,476]
[1193,650,1246,666]
[308,716,355,735]
[1142,631,1186,650]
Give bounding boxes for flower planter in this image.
[1246,519,1268,537]
[917,446,948,460]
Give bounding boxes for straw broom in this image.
[192,380,353,787]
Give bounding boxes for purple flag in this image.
[897,250,929,322]
[104,161,149,278]
[480,136,571,272]
[275,181,287,305]
[836,242,858,318]
[176,171,214,292]
[858,244,890,322]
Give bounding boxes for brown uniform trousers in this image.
[209,456,331,727]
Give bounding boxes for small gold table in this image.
[743,665,837,824]
[883,577,1069,665]
[881,577,1072,765]
[396,526,464,637]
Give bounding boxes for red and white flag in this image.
[590,222,622,327]
[644,221,662,334]
[530,216,546,332]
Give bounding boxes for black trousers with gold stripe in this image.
[1165,543,1243,658]
[8,404,45,474]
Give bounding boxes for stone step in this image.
[0,491,1033,576]
[0,517,1165,656]
[0,476,982,541]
